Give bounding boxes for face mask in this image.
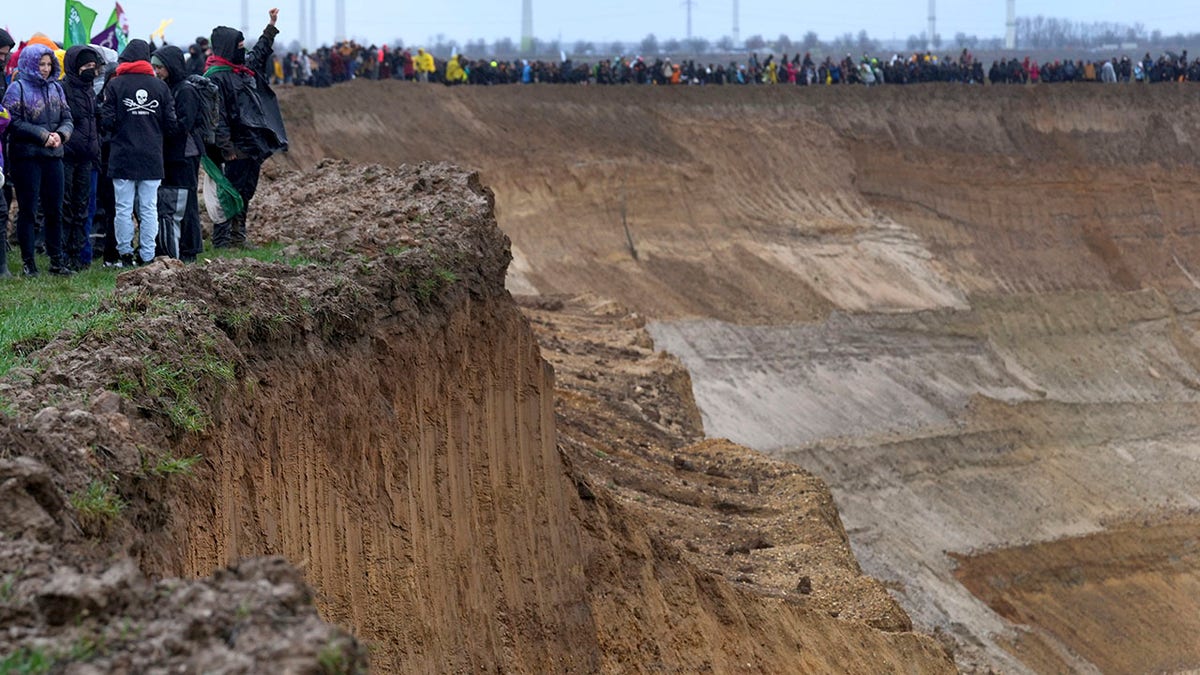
[234,47,246,64]
[78,68,97,81]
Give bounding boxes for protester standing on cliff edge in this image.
[206,8,288,249]
[102,39,177,267]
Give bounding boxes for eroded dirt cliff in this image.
[1,161,951,672]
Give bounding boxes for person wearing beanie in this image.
[100,39,177,266]
[61,45,103,270]
[151,45,204,261]
[205,7,287,249]
[1,43,74,276]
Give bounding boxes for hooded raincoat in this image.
[206,25,288,161]
[2,43,74,160]
[153,45,204,163]
[101,39,177,181]
[62,45,103,167]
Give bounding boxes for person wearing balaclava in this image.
[205,7,288,249]
[61,45,103,270]
[100,38,177,266]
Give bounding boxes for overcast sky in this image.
[5,1,1199,51]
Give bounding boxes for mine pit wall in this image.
[148,277,955,674]
[274,84,1200,672]
[159,295,599,673]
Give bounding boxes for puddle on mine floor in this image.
[950,514,1200,675]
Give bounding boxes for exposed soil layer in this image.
[952,515,1200,675]
[2,161,952,672]
[273,82,1200,672]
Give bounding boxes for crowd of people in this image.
[277,41,1200,87]
[0,9,287,277]
[4,12,1198,278]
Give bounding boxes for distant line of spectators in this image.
[267,42,1200,87]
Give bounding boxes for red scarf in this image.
[116,61,155,76]
[205,54,256,77]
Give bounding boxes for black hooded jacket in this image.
[207,24,288,160]
[154,45,203,162]
[62,45,102,166]
[186,42,208,76]
[101,39,178,180]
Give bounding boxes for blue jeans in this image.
[113,178,161,261]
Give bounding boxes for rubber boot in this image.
[156,186,185,259]
[212,219,232,249]
[230,212,247,248]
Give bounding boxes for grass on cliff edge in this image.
[0,244,291,380]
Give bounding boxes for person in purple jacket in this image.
[1,43,75,276]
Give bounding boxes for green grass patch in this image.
[0,395,16,418]
[0,571,17,603]
[69,479,126,532]
[414,267,459,304]
[199,241,314,267]
[0,260,121,378]
[317,640,360,675]
[0,647,54,674]
[66,633,107,662]
[149,453,202,477]
[142,354,234,433]
[1,245,297,381]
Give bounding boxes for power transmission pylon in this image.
[298,0,307,49]
[521,0,534,53]
[1005,0,1016,50]
[732,0,739,46]
[927,0,936,51]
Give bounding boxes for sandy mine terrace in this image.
[275,81,1200,672]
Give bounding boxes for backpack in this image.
[184,74,222,147]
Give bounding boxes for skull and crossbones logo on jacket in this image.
[123,89,160,114]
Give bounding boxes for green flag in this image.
[64,0,99,49]
[108,3,129,52]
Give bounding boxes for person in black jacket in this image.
[186,38,210,77]
[101,39,177,266]
[151,45,203,261]
[206,8,288,248]
[61,46,103,270]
